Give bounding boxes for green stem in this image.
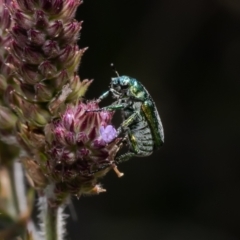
[39,195,66,240]
[46,204,58,240]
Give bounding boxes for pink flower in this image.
[45,101,121,200]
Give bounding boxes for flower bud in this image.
[0,74,7,91]
[20,64,42,84]
[18,100,50,127]
[12,9,33,29]
[27,29,46,46]
[38,60,58,79]
[40,0,63,15]
[11,40,23,60]
[23,46,44,64]
[16,0,35,12]
[47,20,63,38]
[52,69,69,89]
[42,40,60,58]
[58,0,82,21]
[67,75,92,101]
[0,4,11,30]
[11,26,28,46]
[35,82,53,102]
[58,44,77,66]
[61,20,82,43]
[0,105,17,130]
[21,156,48,189]
[34,10,49,29]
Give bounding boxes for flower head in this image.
[0,0,124,206]
[44,101,121,201]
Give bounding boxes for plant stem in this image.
[46,204,58,240]
[39,196,66,240]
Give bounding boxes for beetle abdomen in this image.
[128,118,154,156]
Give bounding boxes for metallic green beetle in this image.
[90,73,164,164]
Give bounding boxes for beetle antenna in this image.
[110,63,120,77]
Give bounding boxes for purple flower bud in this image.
[20,64,41,84]
[0,4,11,30]
[65,131,75,145]
[76,132,88,146]
[70,47,87,71]
[38,60,57,78]
[41,0,62,14]
[23,46,44,64]
[11,26,28,47]
[11,40,24,60]
[2,54,17,77]
[58,45,77,66]
[58,0,81,21]
[34,10,48,29]
[12,9,33,29]
[100,111,114,124]
[99,125,118,144]
[35,82,53,101]
[27,29,46,45]
[53,69,69,89]
[47,20,63,38]
[62,110,75,131]
[61,20,82,43]
[42,40,60,58]
[16,0,35,12]
[54,126,66,145]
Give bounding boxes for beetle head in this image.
[110,75,131,95]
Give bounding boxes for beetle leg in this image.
[115,129,142,164]
[97,90,110,103]
[115,147,143,164]
[96,88,121,103]
[102,104,125,111]
[120,135,128,146]
[115,152,135,164]
[116,111,139,135]
[86,103,126,113]
[89,162,113,174]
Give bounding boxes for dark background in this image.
[67,0,240,239]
